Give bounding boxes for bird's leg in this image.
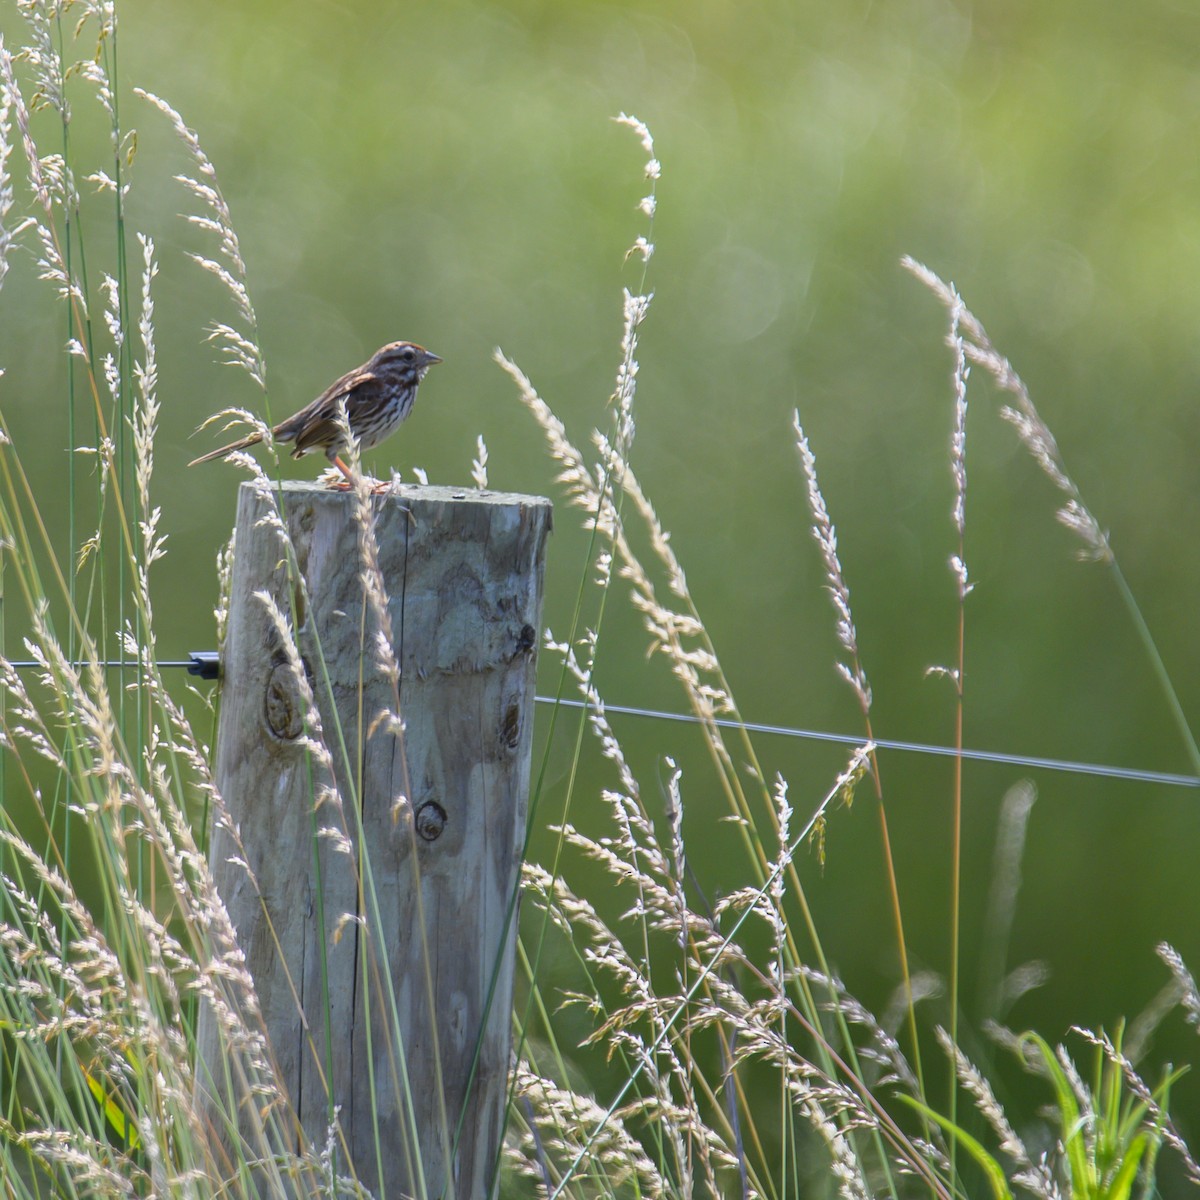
[332,454,356,489]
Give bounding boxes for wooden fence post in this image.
[198,480,551,1198]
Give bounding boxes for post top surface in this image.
[239,479,551,510]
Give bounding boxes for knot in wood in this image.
[415,800,447,842]
[264,661,305,741]
[500,702,521,749]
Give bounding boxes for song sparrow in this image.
[188,341,442,484]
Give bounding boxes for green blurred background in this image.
[2,0,1199,1143]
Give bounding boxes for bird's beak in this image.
[424,351,443,365]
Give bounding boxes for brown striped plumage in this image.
[189,341,441,483]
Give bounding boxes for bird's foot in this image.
[318,465,353,490]
[318,464,396,495]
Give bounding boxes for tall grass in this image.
[0,4,1195,1199]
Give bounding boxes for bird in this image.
[188,341,442,485]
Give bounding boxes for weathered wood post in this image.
[199,480,551,1198]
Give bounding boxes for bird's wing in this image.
[290,417,343,457]
[274,366,372,450]
[342,373,388,421]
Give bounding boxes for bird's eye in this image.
[401,347,416,362]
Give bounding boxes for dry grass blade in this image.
[901,256,1111,563]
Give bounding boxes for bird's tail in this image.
[188,431,264,466]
